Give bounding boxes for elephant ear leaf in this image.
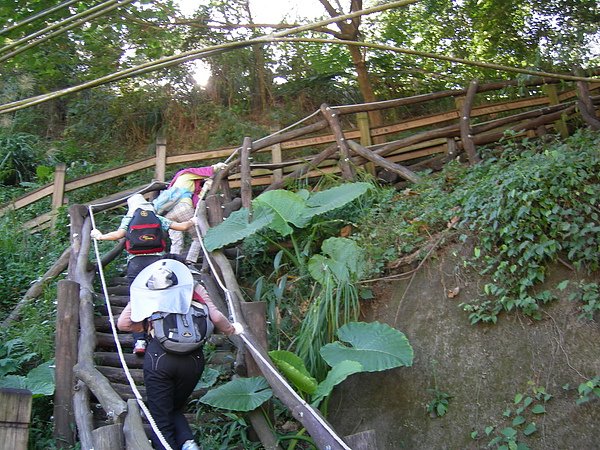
[269,350,318,394]
[305,182,372,218]
[311,360,363,408]
[204,204,274,251]
[254,189,310,233]
[320,321,414,372]
[199,377,272,412]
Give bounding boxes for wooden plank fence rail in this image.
[0,77,598,232]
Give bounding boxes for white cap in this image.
[127,194,155,216]
[129,259,195,322]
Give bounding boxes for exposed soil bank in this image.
[328,243,600,449]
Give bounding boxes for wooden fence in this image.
[1,76,598,231]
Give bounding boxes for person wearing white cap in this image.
[117,257,243,450]
[91,193,198,355]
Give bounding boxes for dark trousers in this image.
[143,338,205,450]
[127,255,162,342]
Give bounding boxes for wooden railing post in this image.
[54,279,80,449]
[321,103,355,181]
[542,84,569,138]
[154,136,167,182]
[51,163,66,229]
[459,80,481,164]
[356,112,376,176]
[240,137,253,218]
[0,388,32,450]
[269,126,283,183]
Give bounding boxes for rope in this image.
[88,193,173,450]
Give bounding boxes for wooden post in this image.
[576,80,600,131]
[154,136,167,182]
[240,137,253,219]
[459,80,481,165]
[205,194,224,227]
[51,163,66,229]
[356,112,376,176]
[92,424,124,450]
[344,429,378,449]
[54,280,80,449]
[269,127,283,184]
[0,388,32,450]
[542,84,569,137]
[240,301,268,377]
[320,103,355,181]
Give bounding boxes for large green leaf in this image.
[204,204,274,251]
[308,237,365,284]
[305,182,372,218]
[269,350,318,394]
[195,367,220,390]
[0,360,55,397]
[254,190,311,232]
[320,322,414,371]
[199,377,272,412]
[311,360,363,407]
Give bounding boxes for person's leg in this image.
[127,255,161,353]
[143,339,179,450]
[185,226,201,263]
[166,203,194,255]
[171,350,205,447]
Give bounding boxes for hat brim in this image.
[129,259,195,322]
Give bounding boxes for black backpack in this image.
[150,300,214,354]
[125,209,166,255]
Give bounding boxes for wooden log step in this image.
[94,315,117,332]
[97,366,144,384]
[107,295,130,307]
[96,304,125,316]
[96,331,135,349]
[95,352,145,369]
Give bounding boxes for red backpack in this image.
[125,209,166,254]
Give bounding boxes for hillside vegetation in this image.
[1,124,599,447]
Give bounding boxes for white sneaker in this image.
[133,339,146,355]
[181,440,200,450]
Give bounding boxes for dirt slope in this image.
[328,243,600,449]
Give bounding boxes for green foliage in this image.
[564,280,600,320]
[0,339,54,397]
[296,238,365,378]
[426,360,452,418]
[204,322,413,414]
[457,130,600,323]
[204,182,372,252]
[200,377,273,412]
[575,376,600,405]
[426,389,452,418]
[0,131,43,185]
[269,350,318,395]
[472,382,551,449]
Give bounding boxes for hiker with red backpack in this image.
[117,256,243,450]
[90,193,197,355]
[152,162,227,265]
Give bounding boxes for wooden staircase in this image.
[90,275,237,433]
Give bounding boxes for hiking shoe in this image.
[133,339,146,356]
[181,440,200,450]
